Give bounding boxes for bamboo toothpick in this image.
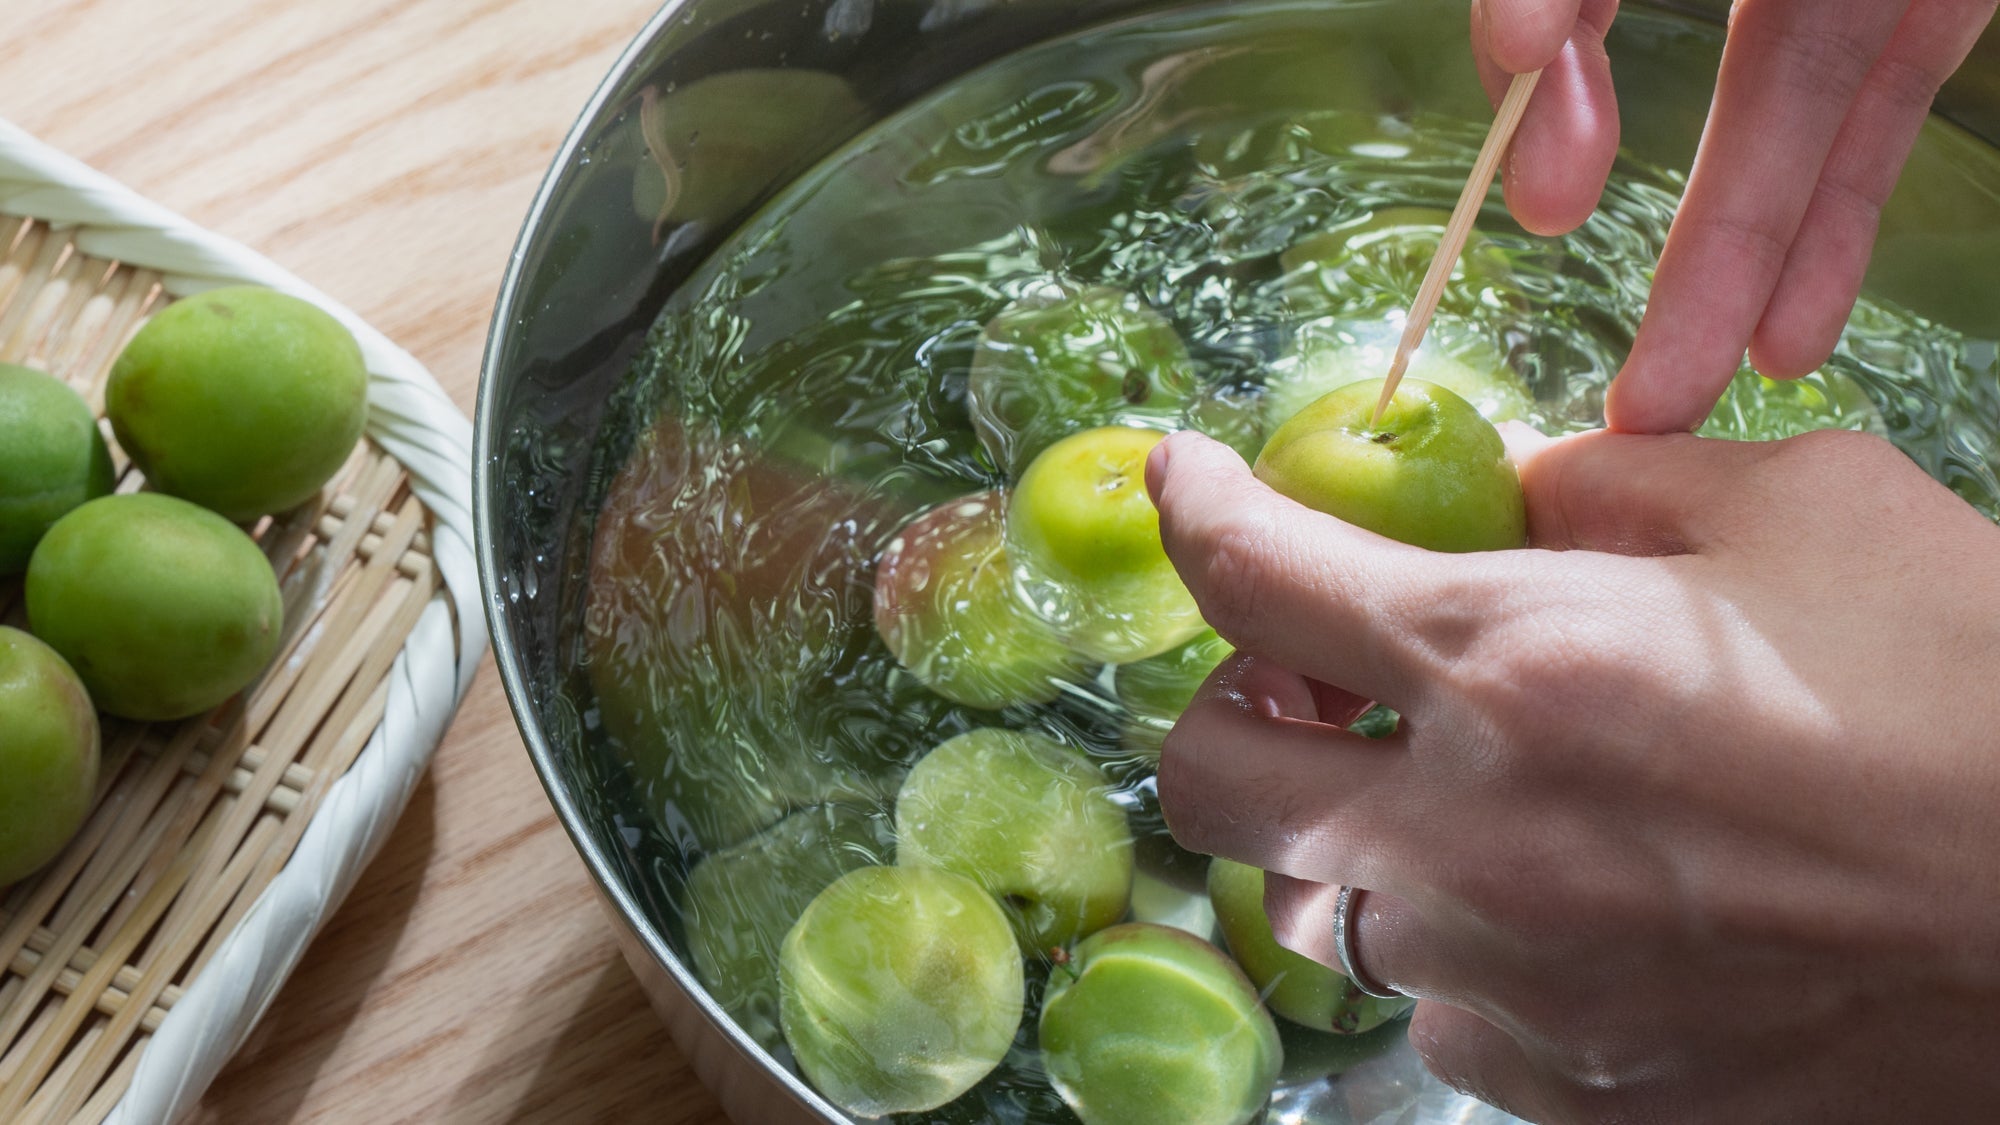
[1374,68,1544,424]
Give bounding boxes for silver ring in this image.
[1333,885,1403,999]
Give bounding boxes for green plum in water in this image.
[1208,858,1412,1034]
[0,364,114,576]
[1006,425,1205,663]
[873,491,1089,710]
[779,864,1024,1117]
[681,802,894,1047]
[108,286,368,521]
[26,494,283,721]
[1265,313,1532,430]
[1114,627,1234,757]
[1255,378,1526,553]
[1039,922,1282,1125]
[0,627,99,886]
[1127,866,1218,939]
[896,728,1132,954]
[967,283,1197,472]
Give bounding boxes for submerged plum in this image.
[1114,628,1234,757]
[779,865,1024,1117]
[1039,923,1282,1125]
[968,284,1197,471]
[1208,858,1412,1034]
[896,728,1133,953]
[873,491,1088,710]
[683,802,894,1046]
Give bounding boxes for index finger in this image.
[1606,0,1913,433]
[1146,431,1515,710]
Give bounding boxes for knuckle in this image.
[1741,7,1883,102]
[1757,427,1913,509]
[1866,50,1949,121]
[1695,210,1793,280]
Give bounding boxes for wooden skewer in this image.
[1374,68,1544,424]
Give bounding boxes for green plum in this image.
[1255,378,1526,553]
[108,286,368,521]
[896,728,1132,954]
[1039,923,1282,1125]
[779,865,1024,1117]
[873,491,1089,710]
[0,627,99,886]
[1699,366,1885,442]
[682,803,894,1047]
[1006,425,1205,663]
[967,284,1197,472]
[0,364,114,576]
[26,493,283,721]
[1115,627,1234,757]
[1208,858,1412,1034]
[1265,314,1532,430]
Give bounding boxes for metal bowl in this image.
[474,3,2000,1121]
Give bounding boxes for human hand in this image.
[1146,426,2000,1121]
[1471,0,1999,433]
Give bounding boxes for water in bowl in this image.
[561,1,2000,1121]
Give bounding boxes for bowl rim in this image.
[471,3,850,1121]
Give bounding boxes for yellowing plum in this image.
[1265,314,1532,431]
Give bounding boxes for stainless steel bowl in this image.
[474,4,2000,1121]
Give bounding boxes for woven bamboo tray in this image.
[0,121,483,1124]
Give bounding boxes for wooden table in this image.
[3,3,731,1121]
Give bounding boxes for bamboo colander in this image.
[0,120,482,1125]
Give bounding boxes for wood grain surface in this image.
[2,3,731,1122]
